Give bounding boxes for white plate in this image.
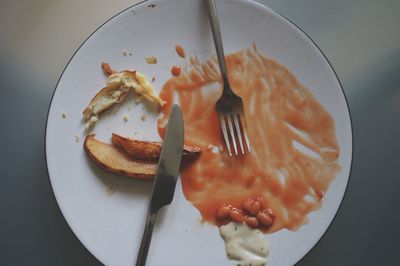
[46,0,352,265]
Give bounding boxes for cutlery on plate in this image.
[204,0,251,156]
[135,104,184,266]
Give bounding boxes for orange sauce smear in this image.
[158,46,340,233]
[175,44,186,58]
[171,65,181,77]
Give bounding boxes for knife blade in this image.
[135,104,184,266]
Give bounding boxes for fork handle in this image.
[205,0,230,88]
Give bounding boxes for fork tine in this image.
[219,115,232,156]
[233,114,244,154]
[239,115,251,152]
[227,115,238,155]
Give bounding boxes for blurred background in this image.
[1,0,399,265]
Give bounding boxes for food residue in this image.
[111,133,201,162]
[157,45,340,232]
[84,134,157,179]
[84,134,201,179]
[74,134,80,143]
[82,43,341,265]
[216,197,274,230]
[135,72,165,105]
[122,49,128,56]
[62,112,67,118]
[101,62,114,75]
[220,222,269,266]
[83,65,165,128]
[171,65,181,77]
[175,44,186,58]
[145,56,157,64]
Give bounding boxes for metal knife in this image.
[135,104,184,266]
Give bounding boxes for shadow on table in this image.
[0,55,101,266]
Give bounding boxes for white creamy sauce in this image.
[219,222,269,266]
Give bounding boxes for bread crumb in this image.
[129,52,133,56]
[134,131,138,135]
[123,114,129,122]
[90,116,98,123]
[122,49,128,56]
[151,76,156,82]
[62,112,67,118]
[145,56,157,64]
[112,90,122,98]
[74,134,80,143]
[85,116,98,129]
[140,115,146,121]
[106,187,115,197]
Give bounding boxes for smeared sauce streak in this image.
[175,44,186,58]
[158,46,340,232]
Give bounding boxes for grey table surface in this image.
[1,0,399,265]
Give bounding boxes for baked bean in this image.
[264,208,274,218]
[245,216,259,228]
[229,209,245,223]
[216,205,231,220]
[256,211,273,227]
[249,201,261,216]
[257,196,267,209]
[242,199,253,212]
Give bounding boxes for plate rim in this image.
[268,5,354,263]
[44,0,354,264]
[44,0,149,263]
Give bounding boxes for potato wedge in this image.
[83,66,166,129]
[84,134,201,180]
[111,133,201,161]
[82,79,131,128]
[84,134,157,179]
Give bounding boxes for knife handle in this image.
[136,211,157,266]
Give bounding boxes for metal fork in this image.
[205,0,251,156]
